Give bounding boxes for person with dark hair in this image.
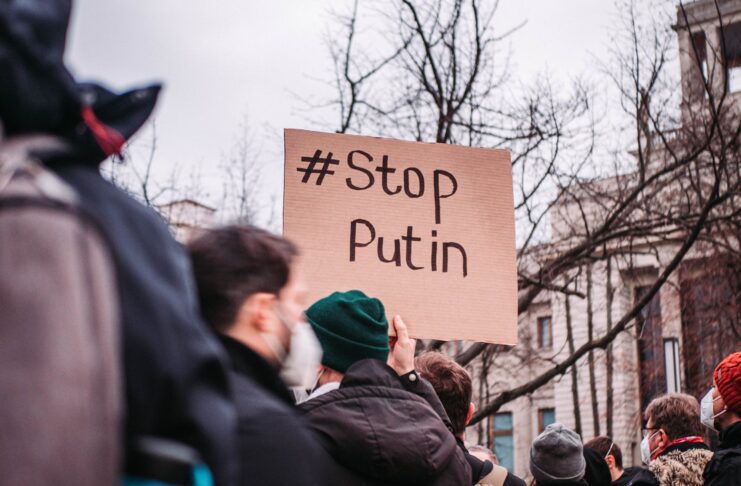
[298,290,471,485]
[628,393,711,486]
[702,351,741,486]
[529,423,587,485]
[584,436,642,486]
[0,1,238,483]
[188,225,331,486]
[415,351,526,486]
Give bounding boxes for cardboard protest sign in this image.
[283,129,517,344]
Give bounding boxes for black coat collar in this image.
[720,421,741,448]
[218,334,294,405]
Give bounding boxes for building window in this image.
[491,412,514,472]
[722,22,741,93]
[690,31,708,99]
[538,408,556,433]
[664,338,681,394]
[635,286,664,410]
[537,316,553,349]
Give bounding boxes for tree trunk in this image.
[565,295,583,436]
[605,256,615,438]
[587,265,601,436]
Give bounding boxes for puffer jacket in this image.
[299,359,471,485]
[628,442,712,486]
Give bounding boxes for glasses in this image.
[642,427,659,437]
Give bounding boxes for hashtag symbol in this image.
[297,149,340,185]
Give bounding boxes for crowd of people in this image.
[1,1,740,486]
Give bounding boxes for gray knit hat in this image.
[530,423,586,484]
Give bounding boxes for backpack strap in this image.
[0,135,77,203]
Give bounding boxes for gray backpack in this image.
[0,136,121,486]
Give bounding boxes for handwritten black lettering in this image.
[346,150,375,190]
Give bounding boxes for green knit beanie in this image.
[305,290,390,373]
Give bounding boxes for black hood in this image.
[583,447,611,486]
[299,359,464,485]
[0,0,160,164]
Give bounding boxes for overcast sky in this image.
[66,0,619,211]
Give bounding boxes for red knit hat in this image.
[714,352,741,414]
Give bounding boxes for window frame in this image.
[537,315,553,349]
[490,412,514,472]
[537,408,556,433]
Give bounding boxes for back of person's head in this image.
[584,436,622,470]
[644,393,704,441]
[305,290,389,373]
[468,445,498,465]
[414,352,472,436]
[187,225,297,331]
[529,423,585,485]
[714,351,741,417]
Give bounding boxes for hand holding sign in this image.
[387,315,416,376]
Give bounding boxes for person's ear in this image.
[465,402,475,426]
[237,293,277,332]
[657,428,668,449]
[605,454,615,469]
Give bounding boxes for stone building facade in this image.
[157,198,217,243]
[465,0,741,478]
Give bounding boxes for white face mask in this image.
[640,430,660,464]
[261,303,323,390]
[700,389,726,431]
[279,321,323,389]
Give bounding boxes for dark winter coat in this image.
[704,421,741,486]
[299,359,472,486]
[218,334,333,486]
[503,472,527,486]
[627,441,712,486]
[50,164,238,485]
[612,466,642,486]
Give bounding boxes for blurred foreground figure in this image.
[187,225,333,486]
[0,1,237,484]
